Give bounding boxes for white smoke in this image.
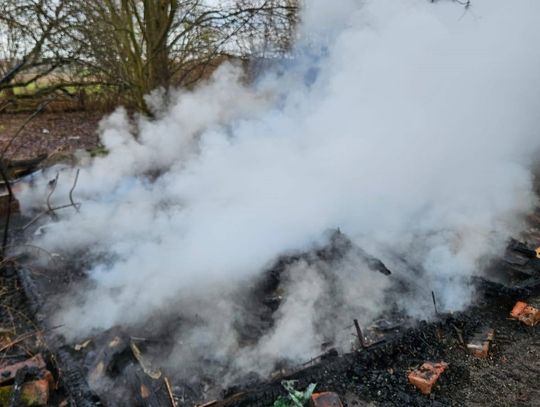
[19,0,540,381]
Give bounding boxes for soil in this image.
[0,112,102,161]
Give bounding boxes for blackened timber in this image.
[470,276,530,298]
[326,230,392,276]
[16,266,102,406]
[55,347,103,407]
[507,238,537,259]
[431,291,439,316]
[353,319,366,349]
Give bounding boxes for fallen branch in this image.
[353,319,366,349]
[23,202,81,231]
[23,170,81,230]
[69,169,81,213]
[0,331,39,354]
[46,173,59,219]
[0,325,63,354]
[431,291,439,316]
[164,376,177,407]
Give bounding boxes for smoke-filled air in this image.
[19,0,540,385]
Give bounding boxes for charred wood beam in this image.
[16,266,102,406]
[470,276,530,298]
[507,238,537,259]
[354,319,367,349]
[55,348,103,407]
[325,229,392,276]
[431,291,439,316]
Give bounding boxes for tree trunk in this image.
[144,0,172,94]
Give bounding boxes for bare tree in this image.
[70,0,298,113]
[0,0,79,98]
[0,0,298,113]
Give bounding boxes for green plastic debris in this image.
[272,380,316,407]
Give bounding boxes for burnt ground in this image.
[0,267,71,406]
[223,292,539,407]
[4,219,540,407]
[0,112,538,406]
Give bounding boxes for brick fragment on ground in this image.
[0,354,47,385]
[467,328,495,359]
[310,392,344,407]
[407,362,448,395]
[510,301,540,326]
[0,379,49,405]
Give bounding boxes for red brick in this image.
[0,354,47,385]
[0,379,49,405]
[511,301,540,326]
[21,379,49,405]
[310,392,344,407]
[408,362,448,395]
[467,328,495,359]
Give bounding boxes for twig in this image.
[353,319,367,349]
[0,161,14,261]
[0,331,39,354]
[46,172,59,219]
[0,100,13,114]
[23,202,81,230]
[24,169,81,230]
[0,325,63,354]
[164,376,177,407]
[69,169,81,212]
[0,60,26,88]
[432,291,439,316]
[451,323,466,347]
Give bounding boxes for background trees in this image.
[0,0,299,113]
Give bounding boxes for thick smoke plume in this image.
[20,0,540,383]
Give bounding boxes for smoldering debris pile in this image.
[6,214,540,406]
[1,0,540,406]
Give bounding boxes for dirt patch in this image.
[0,112,103,161]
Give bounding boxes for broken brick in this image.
[310,392,344,407]
[408,362,448,395]
[140,383,151,399]
[467,328,495,359]
[510,301,540,326]
[0,354,47,386]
